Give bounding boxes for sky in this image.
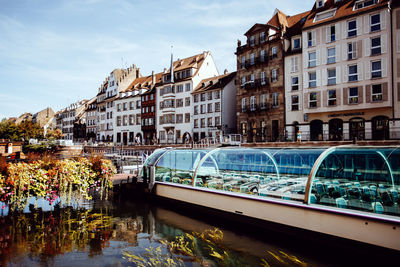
[0,0,314,120]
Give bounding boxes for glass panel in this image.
[310,148,400,217]
[155,150,209,184]
[193,148,324,202]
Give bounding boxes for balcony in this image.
[241,79,269,90]
[241,57,268,69]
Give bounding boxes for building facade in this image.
[85,97,97,141]
[192,71,237,142]
[156,51,219,144]
[236,11,289,143]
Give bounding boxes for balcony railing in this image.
[241,79,269,90]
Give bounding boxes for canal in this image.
[0,194,399,267]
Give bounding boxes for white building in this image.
[57,100,87,140]
[192,71,237,143]
[156,51,219,144]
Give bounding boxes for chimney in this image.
[164,68,167,73]
[224,69,228,75]
[203,51,207,57]
[237,39,241,47]
[136,68,140,78]
[152,71,156,84]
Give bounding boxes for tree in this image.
[0,119,44,141]
[46,128,63,140]
[0,119,19,140]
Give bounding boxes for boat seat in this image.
[372,202,384,214]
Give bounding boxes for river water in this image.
[0,195,398,267]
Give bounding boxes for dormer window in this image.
[317,0,324,8]
[354,0,378,10]
[293,37,301,50]
[250,36,255,46]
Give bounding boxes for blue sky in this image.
[0,0,313,119]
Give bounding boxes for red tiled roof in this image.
[193,72,236,93]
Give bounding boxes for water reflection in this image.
[0,198,397,266]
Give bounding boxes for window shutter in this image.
[357,40,362,59]
[358,63,363,81]
[322,48,327,65]
[357,17,362,36]
[365,61,371,80]
[316,49,321,66]
[364,38,370,57]
[383,82,388,101]
[323,90,328,107]
[304,93,309,109]
[290,58,295,72]
[335,23,340,41]
[382,57,387,77]
[336,66,341,83]
[381,34,387,53]
[343,65,348,82]
[366,85,371,103]
[335,44,340,63]
[322,68,327,86]
[299,94,303,110]
[317,91,321,108]
[364,15,369,34]
[343,88,349,105]
[302,32,307,49]
[303,52,308,69]
[342,21,347,39]
[316,69,321,87]
[397,34,400,52]
[337,89,341,106]
[381,10,387,30]
[342,42,347,61]
[303,72,308,89]
[326,26,330,43]
[359,86,364,104]
[312,30,316,46]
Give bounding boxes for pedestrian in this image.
[297,131,302,142]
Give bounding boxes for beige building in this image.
[32,107,55,127]
[285,0,393,141]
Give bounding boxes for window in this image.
[250,35,255,46]
[308,31,315,47]
[150,94,154,100]
[207,103,213,113]
[309,72,317,87]
[241,98,247,112]
[194,119,198,128]
[355,0,378,10]
[241,76,246,86]
[315,9,336,22]
[308,52,316,67]
[201,118,205,128]
[176,98,183,107]
[272,92,279,108]
[317,0,324,8]
[292,76,299,90]
[347,20,357,37]
[371,36,381,55]
[215,116,221,126]
[372,84,382,101]
[194,105,199,115]
[177,84,184,93]
[370,13,381,32]
[201,93,206,101]
[136,115,141,125]
[207,92,213,100]
[349,87,358,104]
[117,133,121,143]
[250,73,255,82]
[348,65,358,82]
[200,104,206,114]
[116,116,121,126]
[207,117,212,127]
[129,114,135,125]
[214,90,220,99]
[260,31,265,42]
[123,115,128,126]
[327,47,336,64]
[260,50,266,62]
[185,97,190,106]
[271,46,278,59]
[215,102,221,112]
[309,92,317,108]
[129,101,134,110]
[328,69,336,85]
[176,114,183,123]
[271,69,278,82]
[328,25,335,42]
[291,95,299,111]
[117,104,121,112]
[293,37,301,50]
[160,131,165,140]
[250,96,256,111]
[136,100,141,108]
[261,71,266,84]
[328,90,337,106]
[241,56,246,69]
[260,94,267,109]
[185,113,190,123]
[371,60,382,78]
[194,94,199,103]
[348,42,357,60]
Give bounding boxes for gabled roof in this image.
[193,72,236,94]
[267,9,289,30]
[244,23,268,36]
[303,0,390,29]
[164,51,210,78]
